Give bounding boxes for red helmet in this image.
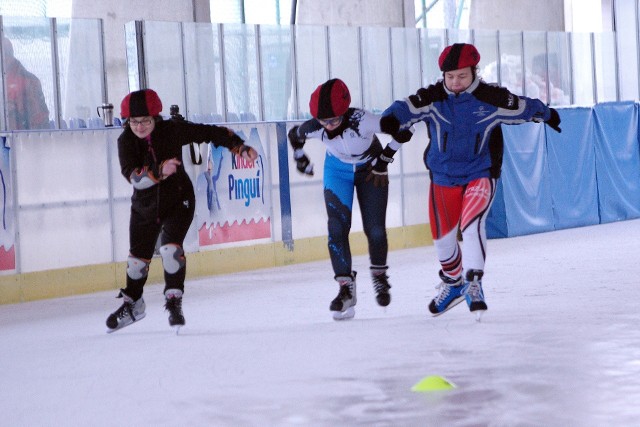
[309,78,351,119]
[438,43,481,72]
[120,89,163,119]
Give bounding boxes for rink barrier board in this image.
[4,101,640,303]
[0,224,431,305]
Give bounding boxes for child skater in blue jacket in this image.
[380,43,562,320]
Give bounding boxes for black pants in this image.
[124,191,195,299]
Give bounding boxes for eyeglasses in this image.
[129,118,153,127]
[317,116,342,127]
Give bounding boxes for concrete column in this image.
[469,0,565,31]
[69,0,205,112]
[295,0,414,27]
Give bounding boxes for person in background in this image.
[288,78,404,320]
[2,36,50,130]
[106,88,257,333]
[380,43,561,320]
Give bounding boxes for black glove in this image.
[293,149,314,176]
[546,108,562,133]
[380,114,415,143]
[408,84,448,108]
[287,126,304,150]
[380,114,401,136]
[366,146,397,187]
[395,129,413,143]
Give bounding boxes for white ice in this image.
[2,219,640,426]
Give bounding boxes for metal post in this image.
[218,23,229,122]
[496,30,502,86]
[544,32,551,105]
[50,18,63,129]
[418,27,425,87]
[357,27,365,108]
[179,22,189,117]
[636,0,640,101]
[98,19,108,104]
[612,19,621,101]
[388,27,394,101]
[240,0,246,23]
[290,24,300,119]
[520,32,526,96]
[590,32,598,104]
[135,20,148,89]
[567,32,575,105]
[256,25,265,121]
[0,17,7,131]
[325,26,331,78]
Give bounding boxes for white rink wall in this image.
[2,121,430,274]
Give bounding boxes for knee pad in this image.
[127,256,149,280]
[159,244,185,274]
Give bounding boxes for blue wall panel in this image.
[486,179,507,238]
[498,122,554,237]
[593,102,640,223]
[488,102,640,238]
[546,107,599,229]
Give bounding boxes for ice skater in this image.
[288,78,404,320]
[380,43,562,320]
[106,88,257,333]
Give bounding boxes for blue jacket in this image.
[382,78,551,186]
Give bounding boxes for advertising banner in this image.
[195,127,271,246]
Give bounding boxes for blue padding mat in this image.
[546,107,600,229]
[593,102,640,223]
[497,122,554,236]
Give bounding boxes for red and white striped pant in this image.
[428,177,497,281]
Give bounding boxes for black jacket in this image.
[118,119,243,219]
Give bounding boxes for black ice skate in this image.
[164,289,185,333]
[371,266,391,307]
[106,290,146,333]
[330,272,357,320]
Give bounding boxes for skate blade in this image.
[105,313,146,333]
[332,306,355,321]
[172,325,182,335]
[473,310,486,322]
[430,297,465,317]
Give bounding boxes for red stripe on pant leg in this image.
[429,182,464,239]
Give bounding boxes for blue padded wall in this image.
[593,102,640,223]
[487,102,640,238]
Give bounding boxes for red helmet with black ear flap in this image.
[438,43,481,72]
[309,78,351,119]
[120,89,163,119]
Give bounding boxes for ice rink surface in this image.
[2,219,640,426]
